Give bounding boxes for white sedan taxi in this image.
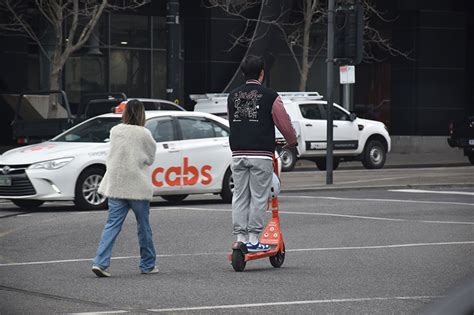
[0,111,234,209]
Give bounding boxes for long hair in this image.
[122,99,145,126]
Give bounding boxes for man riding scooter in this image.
[227,55,297,252]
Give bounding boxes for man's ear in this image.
[259,69,265,83]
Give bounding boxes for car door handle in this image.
[168,149,180,153]
[305,123,313,127]
[222,143,230,147]
[333,124,338,128]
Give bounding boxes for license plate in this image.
[469,139,474,145]
[0,176,12,186]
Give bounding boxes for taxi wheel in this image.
[74,167,107,210]
[161,194,188,203]
[220,168,233,203]
[315,157,340,170]
[280,147,297,172]
[362,140,386,169]
[11,199,44,209]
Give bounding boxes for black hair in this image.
[241,55,264,80]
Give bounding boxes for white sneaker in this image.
[141,266,159,274]
[92,265,111,277]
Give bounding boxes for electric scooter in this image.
[228,144,288,272]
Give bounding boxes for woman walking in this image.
[92,99,158,277]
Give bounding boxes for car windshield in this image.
[52,117,122,143]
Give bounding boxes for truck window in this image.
[321,104,350,121]
[299,104,323,120]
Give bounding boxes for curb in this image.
[293,163,471,172]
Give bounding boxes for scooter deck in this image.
[226,243,281,262]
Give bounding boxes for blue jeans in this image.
[93,198,156,273]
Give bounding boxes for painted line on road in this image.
[389,189,474,196]
[278,210,474,225]
[147,295,442,312]
[289,241,474,252]
[168,206,474,225]
[0,241,472,267]
[331,176,416,185]
[280,195,474,207]
[70,311,129,314]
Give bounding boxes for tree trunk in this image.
[299,0,313,91]
[48,68,61,118]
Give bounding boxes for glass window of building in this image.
[110,49,150,97]
[111,14,150,48]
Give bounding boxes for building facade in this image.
[0,0,472,145]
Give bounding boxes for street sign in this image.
[340,65,355,84]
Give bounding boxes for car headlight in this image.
[29,157,74,170]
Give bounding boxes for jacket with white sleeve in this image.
[98,123,156,201]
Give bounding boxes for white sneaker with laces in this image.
[92,265,111,277]
[141,266,159,274]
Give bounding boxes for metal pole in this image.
[343,84,350,110]
[326,0,335,185]
[166,0,180,103]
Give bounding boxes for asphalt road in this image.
[0,175,473,313]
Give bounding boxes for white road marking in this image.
[280,195,474,207]
[69,311,129,315]
[278,210,474,225]
[288,241,474,252]
[389,189,474,196]
[159,206,474,225]
[147,295,443,312]
[334,176,416,185]
[0,241,472,267]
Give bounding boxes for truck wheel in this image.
[220,168,233,203]
[74,167,107,210]
[280,147,297,172]
[315,157,340,170]
[362,140,386,169]
[11,199,44,209]
[161,195,188,203]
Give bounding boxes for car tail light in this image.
[17,137,27,144]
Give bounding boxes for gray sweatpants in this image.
[231,157,273,235]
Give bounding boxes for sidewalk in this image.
[284,148,473,192]
[294,149,470,170]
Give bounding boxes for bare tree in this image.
[206,0,412,91]
[0,0,146,117]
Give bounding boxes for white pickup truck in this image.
[191,92,391,171]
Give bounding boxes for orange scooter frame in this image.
[228,153,285,272]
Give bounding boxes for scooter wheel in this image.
[269,251,285,268]
[231,249,246,272]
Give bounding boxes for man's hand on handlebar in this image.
[276,138,298,149]
[282,141,298,149]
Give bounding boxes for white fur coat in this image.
[98,124,156,201]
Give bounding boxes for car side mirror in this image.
[349,113,357,122]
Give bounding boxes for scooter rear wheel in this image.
[231,249,246,272]
[269,251,285,268]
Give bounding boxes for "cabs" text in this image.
[152,157,212,187]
